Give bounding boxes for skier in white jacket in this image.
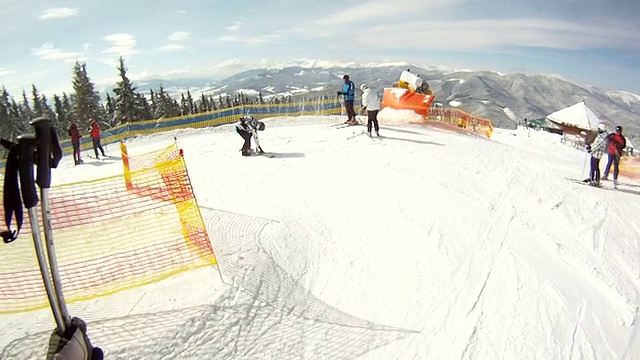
[584,122,609,186]
[360,84,381,137]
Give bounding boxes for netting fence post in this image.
[120,140,133,191]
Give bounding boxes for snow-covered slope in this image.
[1,115,639,359]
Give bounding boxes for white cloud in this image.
[356,18,640,51]
[218,33,281,45]
[226,21,243,31]
[38,7,78,20]
[158,44,185,52]
[168,31,189,41]
[102,33,137,56]
[132,58,246,81]
[315,0,459,26]
[215,58,244,70]
[31,43,81,61]
[0,67,17,77]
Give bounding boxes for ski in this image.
[566,177,605,189]
[347,130,366,140]
[85,154,111,160]
[334,123,360,129]
[243,151,275,158]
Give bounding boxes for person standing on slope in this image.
[337,75,357,125]
[585,122,609,187]
[360,84,381,137]
[68,122,82,165]
[235,115,265,156]
[602,125,627,185]
[87,119,106,159]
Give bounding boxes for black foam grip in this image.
[17,136,38,208]
[30,117,53,189]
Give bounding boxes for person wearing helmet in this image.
[235,115,265,156]
[337,75,357,125]
[360,84,381,137]
[602,125,627,186]
[584,122,609,186]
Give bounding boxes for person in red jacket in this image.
[67,122,82,165]
[602,125,627,185]
[87,119,106,159]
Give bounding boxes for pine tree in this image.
[53,94,66,127]
[186,90,194,114]
[149,89,158,117]
[135,93,152,120]
[71,61,102,129]
[180,93,187,115]
[104,93,116,126]
[113,57,137,124]
[112,57,151,123]
[12,95,30,134]
[62,93,74,124]
[31,84,45,117]
[170,97,181,117]
[210,95,217,110]
[20,91,32,120]
[155,86,167,118]
[0,87,11,140]
[200,93,209,112]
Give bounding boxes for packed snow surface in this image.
[1,114,639,359]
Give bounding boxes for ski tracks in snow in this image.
[401,146,521,359]
[197,207,415,359]
[457,185,519,359]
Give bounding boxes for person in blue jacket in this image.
[337,74,357,125]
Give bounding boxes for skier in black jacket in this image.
[235,115,265,156]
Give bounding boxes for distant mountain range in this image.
[132,63,640,145]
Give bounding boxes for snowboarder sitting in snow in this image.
[360,84,381,137]
[584,122,609,187]
[235,115,265,156]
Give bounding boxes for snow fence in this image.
[0,142,218,314]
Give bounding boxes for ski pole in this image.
[30,117,70,330]
[17,134,66,334]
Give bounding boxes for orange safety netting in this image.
[620,156,640,181]
[428,108,494,139]
[0,143,217,314]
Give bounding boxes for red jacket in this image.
[89,120,100,139]
[606,133,626,155]
[68,123,81,142]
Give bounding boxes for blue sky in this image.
[1,0,639,97]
